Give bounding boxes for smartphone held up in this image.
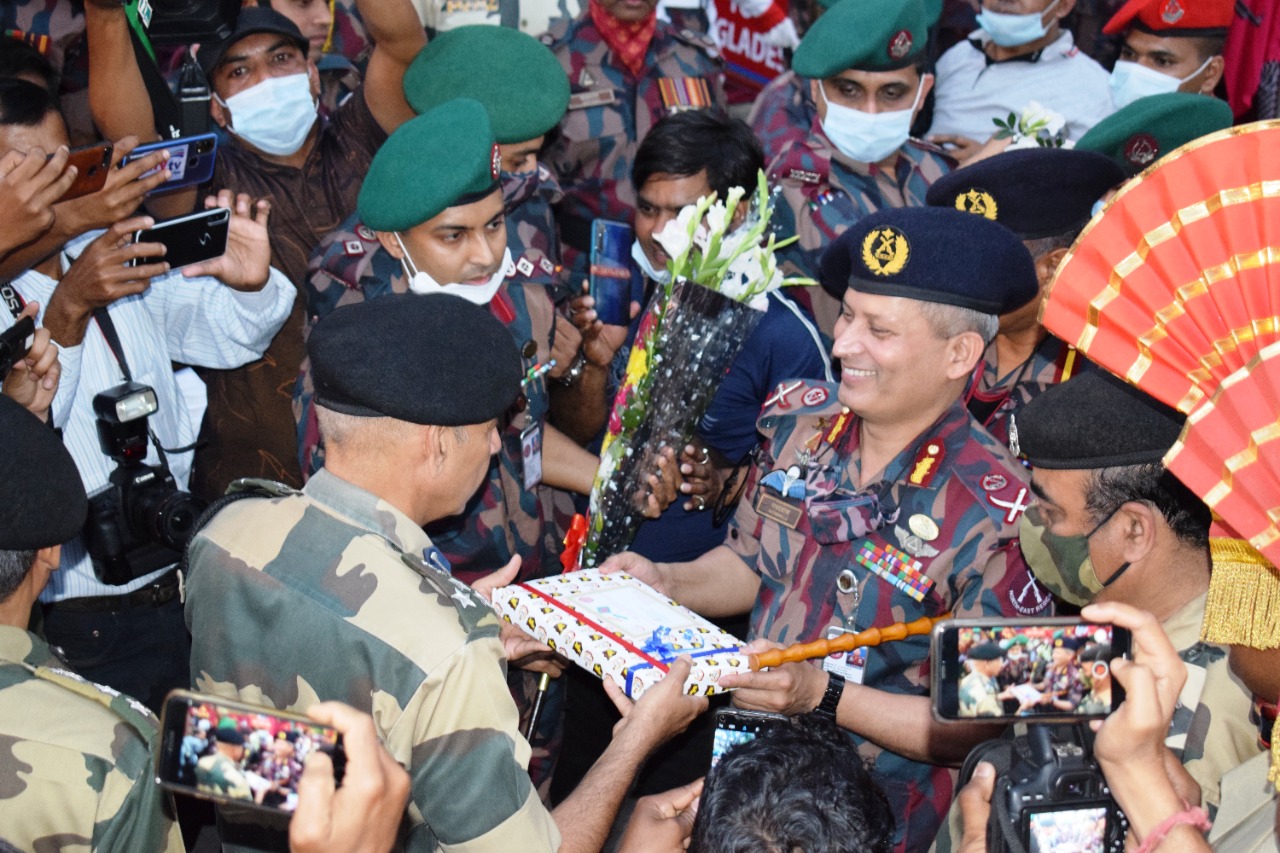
[156,690,344,815]
[931,617,1132,723]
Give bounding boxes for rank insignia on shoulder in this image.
[754,488,803,529]
[659,77,712,113]
[788,168,821,185]
[516,256,535,277]
[539,257,556,274]
[761,465,807,500]
[909,441,944,487]
[342,240,364,256]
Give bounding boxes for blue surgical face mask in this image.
[216,72,318,157]
[975,0,1059,48]
[1109,57,1212,109]
[817,80,922,165]
[631,239,671,284]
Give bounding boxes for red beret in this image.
[1103,0,1233,35]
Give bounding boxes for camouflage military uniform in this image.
[503,163,571,302]
[957,669,1002,717]
[747,70,815,167]
[0,626,183,852]
[966,334,1082,451]
[185,471,562,851]
[541,16,726,264]
[1034,661,1084,712]
[196,752,252,800]
[726,379,1049,852]
[296,216,568,793]
[768,131,955,335]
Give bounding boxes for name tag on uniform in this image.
[822,626,867,684]
[568,89,617,110]
[753,489,802,529]
[521,423,543,490]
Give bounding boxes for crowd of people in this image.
[0,0,1277,851]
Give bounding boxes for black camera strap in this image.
[1,281,25,318]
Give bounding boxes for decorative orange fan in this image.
[1043,120,1280,416]
[1042,120,1280,569]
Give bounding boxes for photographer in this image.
[0,78,294,712]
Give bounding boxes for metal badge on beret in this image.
[861,225,911,277]
[955,188,998,221]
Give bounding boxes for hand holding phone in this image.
[711,707,786,768]
[0,147,79,252]
[57,142,114,203]
[157,690,345,815]
[121,134,218,196]
[589,219,635,326]
[130,207,230,271]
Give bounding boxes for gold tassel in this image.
[1200,538,1280,649]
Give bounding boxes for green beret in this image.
[816,0,941,21]
[794,0,929,78]
[358,99,501,232]
[308,294,522,426]
[1016,370,1185,470]
[403,26,570,144]
[967,642,1004,661]
[819,207,1038,315]
[0,396,86,550]
[1075,92,1234,177]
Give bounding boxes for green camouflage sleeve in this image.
[390,634,561,853]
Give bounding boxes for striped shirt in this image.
[0,230,296,601]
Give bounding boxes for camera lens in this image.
[133,488,208,551]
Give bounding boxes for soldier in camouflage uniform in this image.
[607,208,1052,853]
[957,643,1006,718]
[0,396,183,852]
[1013,370,1262,811]
[189,292,707,851]
[540,0,726,267]
[768,0,953,336]
[748,69,815,165]
[196,728,253,801]
[403,25,574,303]
[925,147,1126,449]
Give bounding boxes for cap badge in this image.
[490,143,502,180]
[888,29,914,61]
[1161,0,1184,24]
[861,225,910,277]
[1123,133,1159,168]
[955,189,998,221]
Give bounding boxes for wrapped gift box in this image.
[494,569,750,699]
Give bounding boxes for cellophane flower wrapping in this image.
[582,171,812,565]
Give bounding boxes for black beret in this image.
[925,148,1127,240]
[818,207,1038,314]
[308,294,521,426]
[1078,643,1111,663]
[967,642,1004,661]
[197,7,309,79]
[0,396,86,550]
[1016,369,1185,470]
[1053,636,1082,651]
[214,727,246,746]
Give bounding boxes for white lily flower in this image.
[654,206,697,261]
[1021,101,1065,137]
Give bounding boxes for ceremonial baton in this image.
[748,613,950,671]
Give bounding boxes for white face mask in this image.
[817,80,922,165]
[394,233,512,305]
[216,72,318,157]
[975,0,1059,48]
[631,239,671,284]
[1108,57,1212,109]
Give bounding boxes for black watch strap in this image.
[813,672,845,720]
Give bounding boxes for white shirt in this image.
[929,30,1114,144]
[0,229,296,601]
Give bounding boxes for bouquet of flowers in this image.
[993,101,1072,150]
[581,170,811,565]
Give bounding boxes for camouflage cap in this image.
[308,293,522,426]
[0,395,86,550]
[1017,370,1185,470]
[358,99,501,232]
[925,148,1126,240]
[1074,92,1233,177]
[403,26,570,144]
[793,0,929,78]
[818,206,1038,315]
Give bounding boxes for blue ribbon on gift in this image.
[624,626,741,696]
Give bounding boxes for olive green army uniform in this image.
[185,472,562,852]
[0,626,183,852]
[957,669,1002,718]
[196,751,252,801]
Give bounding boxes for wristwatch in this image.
[813,672,845,721]
[553,350,588,387]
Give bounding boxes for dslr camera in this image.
[962,724,1126,853]
[82,381,206,585]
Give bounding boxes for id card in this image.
[822,625,867,684]
[521,423,543,490]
